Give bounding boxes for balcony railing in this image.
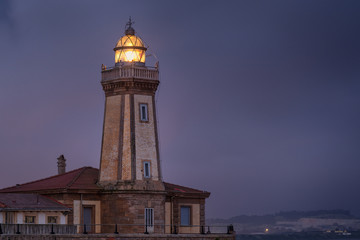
[0,224,76,235]
[102,66,159,82]
[0,223,234,235]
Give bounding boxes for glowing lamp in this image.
[114,18,147,65]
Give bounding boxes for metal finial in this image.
[125,16,135,35]
[126,17,134,29]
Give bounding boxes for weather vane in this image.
[125,16,135,35]
[126,16,135,30]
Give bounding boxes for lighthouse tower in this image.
[98,19,166,233]
[99,19,164,192]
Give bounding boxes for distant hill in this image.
[208,209,356,225]
[274,210,356,220]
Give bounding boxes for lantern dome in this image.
[114,18,147,65]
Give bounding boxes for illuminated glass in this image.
[114,35,146,63]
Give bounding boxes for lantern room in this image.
[114,18,147,65]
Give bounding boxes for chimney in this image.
[57,154,66,175]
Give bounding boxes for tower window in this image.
[140,103,148,122]
[180,206,191,226]
[144,161,151,178]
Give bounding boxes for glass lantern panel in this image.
[128,36,136,46]
[117,36,127,48]
[124,36,134,47]
[133,36,143,47]
[115,51,120,62]
[134,50,141,61]
[140,53,145,62]
[137,49,145,62]
[117,49,145,63]
[124,50,136,62]
[116,35,145,48]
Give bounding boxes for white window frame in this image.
[140,103,148,122]
[143,161,151,178]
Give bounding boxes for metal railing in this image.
[0,223,235,235]
[0,224,76,235]
[101,66,159,82]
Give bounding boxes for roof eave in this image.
[0,208,71,212]
[166,191,211,199]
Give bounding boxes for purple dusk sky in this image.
[1,1,360,219]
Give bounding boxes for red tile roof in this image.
[0,193,70,211]
[164,182,210,197]
[0,167,209,198]
[0,167,100,193]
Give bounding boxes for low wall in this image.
[0,233,236,240]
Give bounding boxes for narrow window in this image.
[25,216,36,224]
[180,206,191,226]
[140,103,148,122]
[47,216,58,224]
[145,208,154,227]
[144,162,151,178]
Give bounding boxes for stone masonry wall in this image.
[99,95,122,182]
[101,192,166,234]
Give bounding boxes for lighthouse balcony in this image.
[101,65,159,82]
